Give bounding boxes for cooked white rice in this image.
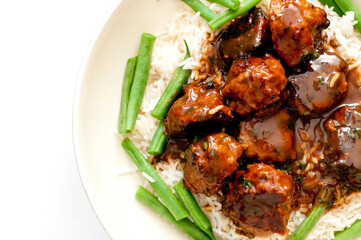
[121,0,361,239]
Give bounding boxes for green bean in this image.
[151,41,191,120]
[334,219,361,240]
[122,137,188,221]
[174,180,216,240]
[181,0,219,22]
[288,187,334,240]
[319,0,344,16]
[125,33,156,132]
[148,121,167,155]
[208,0,240,10]
[118,56,137,134]
[335,0,361,33]
[208,0,261,30]
[135,186,212,240]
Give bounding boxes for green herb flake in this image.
[201,139,209,151]
[299,162,308,170]
[251,130,258,137]
[242,179,254,189]
[275,147,281,156]
[318,77,325,87]
[186,106,195,115]
[348,129,361,140]
[221,135,231,142]
[300,51,319,63]
[208,55,216,66]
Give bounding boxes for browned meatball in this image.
[224,163,295,237]
[324,105,361,171]
[164,85,233,137]
[222,54,287,116]
[216,7,269,69]
[288,45,348,116]
[238,109,296,162]
[269,0,329,67]
[323,105,361,189]
[184,132,243,196]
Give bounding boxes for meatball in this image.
[222,54,287,116]
[216,7,269,69]
[164,85,233,137]
[288,45,348,116]
[324,105,361,171]
[156,139,189,163]
[184,132,243,196]
[238,109,296,162]
[224,163,295,237]
[269,0,329,67]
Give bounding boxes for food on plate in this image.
[164,85,233,137]
[119,0,361,239]
[215,7,269,69]
[221,54,287,116]
[238,109,296,162]
[287,44,348,116]
[269,0,329,67]
[224,163,295,236]
[184,132,243,195]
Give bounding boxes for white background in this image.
[0,0,114,239]
[2,1,361,240]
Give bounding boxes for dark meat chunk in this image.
[238,109,296,162]
[164,85,233,137]
[184,133,243,196]
[288,45,348,116]
[224,163,295,237]
[216,7,269,69]
[156,138,189,163]
[222,54,287,116]
[269,0,329,67]
[324,105,361,171]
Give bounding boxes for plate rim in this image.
[71,0,124,239]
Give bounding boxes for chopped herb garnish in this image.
[348,129,361,140]
[275,147,281,156]
[300,51,319,63]
[294,176,304,185]
[299,162,308,170]
[318,77,325,87]
[242,179,254,189]
[221,135,231,142]
[201,139,209,151]
[186,106,195,115]
[251,130,258,137]
[208,55,216,65]
[199,114,205,122]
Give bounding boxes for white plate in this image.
[73,0,188,239]
[73,0,361,239]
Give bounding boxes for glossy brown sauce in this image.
[287,67,361,204]
[156,2,361,236]
[293,67,361,161]
[224,163,295,236]
[288,45,348,115]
